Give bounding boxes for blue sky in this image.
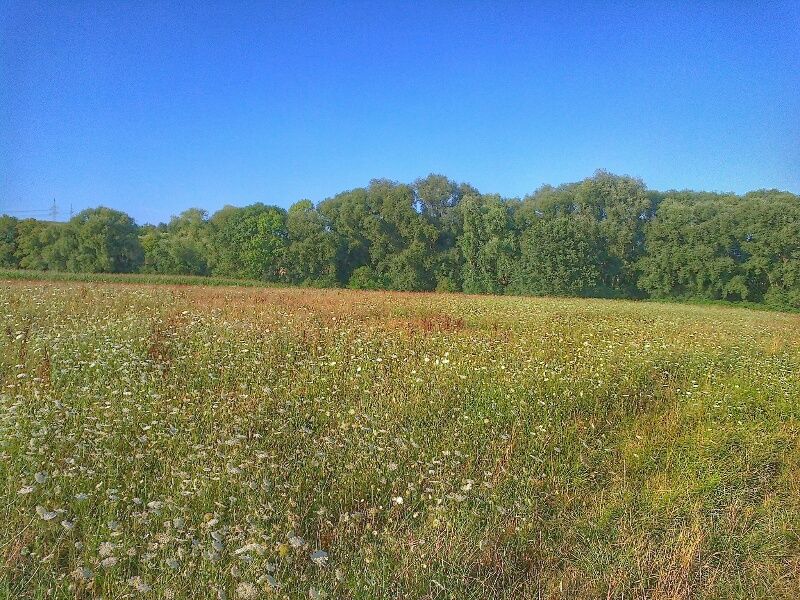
[2,1,799,224]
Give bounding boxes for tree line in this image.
[2,171,798,309]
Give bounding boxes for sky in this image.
[1,1,799,225]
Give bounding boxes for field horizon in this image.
[1,270,796,316]
[3,280,800,598]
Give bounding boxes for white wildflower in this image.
[235,582,258,599]
[35,505,58,521]
[234,543,265,555]
[287,533,304,548]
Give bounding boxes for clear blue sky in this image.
[2,1,799,224]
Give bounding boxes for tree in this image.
[61,207,143,273]
[209,204,287,280]
[15,219,71,271]
[347,265,388,290]
[512,216,606,296]
[0,216,20,268]
[318,189,372,284]
[458,194,516,294]
[0,172,796,309]
[285,200,338,286]
[141,209,211,275]
[413,173,462,221]
[574,171,652,294]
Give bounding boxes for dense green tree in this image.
[321,179,438,291]
[413,173,462,221]
[459,194,516,294]
[62,207,143,273]
[14,219,77,271]
[209,204,287,280]
[369,180,437,291]
[3,172,797,309]
[739,192,800,309]
[512,216,606,296]
[141,209,210,275]
[575,171,652,294]
[347,265,388,290]
[318,189,372,284]
[413,174,477,292]
[522,171,652,295]
[639,191,800,308]
[285,200,338,286]
[0,216,20,268]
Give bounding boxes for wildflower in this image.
[235,582,258,599]
[34,471,48,484]
[235,543,265,555]
[310,549,328,567]
[204,550,221,562]
[72,566,93,581]
[35,506,58,521]
[17,485,35,495]
[129,576,152,593]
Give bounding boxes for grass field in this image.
[2,281,800,599]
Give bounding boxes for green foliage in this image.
[638,191,800,307]
[14,219,68,270]
[347,265,388,290]
[0,216,20,268]
[512,215,607,296]
[141,209,211,276]
[458,194,516,294]
[285,200,338,285]
[2,172,798,308]
[209,203,287,280]
[61,207,144,273]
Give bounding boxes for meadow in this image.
[2,281,799,599]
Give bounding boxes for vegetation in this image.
[2,171,798,309]
[2,281,800,598]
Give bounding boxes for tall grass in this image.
[2,282,799,598]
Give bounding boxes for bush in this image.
[347,266,388,290]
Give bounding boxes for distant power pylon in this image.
[49,199,58,220]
